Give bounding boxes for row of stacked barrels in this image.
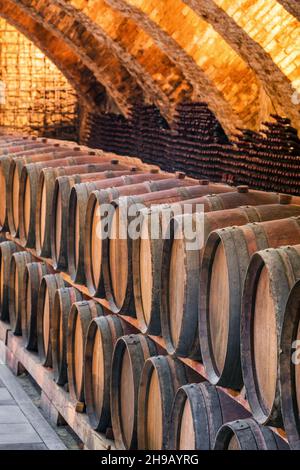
[0,134,299,448]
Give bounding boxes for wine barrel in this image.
[0,140,52,156]
[50,162,140,270]
[68,170,173,284]
[84,176,201,298]
[160,204,300,358]
[168,382,250,450]
[0,241,19,321]
[84,315,127,431]
[214,418,289,450]
[37,274,65,367]
[67,300,104,403]
[9,251,33,335]
[111,334,158,449]
[52,287,83,385]
[199,216,300,390]
[137,355,189,450]
[19,158,120,249]
[241,244,300,427]
[22,262,53,350]
[36,165,138,257]
[280,280,300,449]
[104,183,234,315]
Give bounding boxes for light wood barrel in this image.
[0,241,19,322]
[8,251,33,335]
[168,382,250,450]
[50,161,132,270]
[137,355,189,450]
[241,244,300,427]
[214,418,289,450]
[67,300,104,403]
[22,262,53,351]
[111,334,158,449]
[161,204,300,358]
[18,155,112,248]
[37,274,65,367]
[84,315,127,431]
[84,176,197,298]
[52,287,83,385]
[133,183,235,335]
[68,170,171,284]
[36,165,137,257]
[199,216,300,390]
[104,183,234,315]
[280,280,300,450]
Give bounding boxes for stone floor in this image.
[0,356,66,450]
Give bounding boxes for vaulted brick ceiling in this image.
[0,0,299,137]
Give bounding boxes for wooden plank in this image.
[0,323,114,450]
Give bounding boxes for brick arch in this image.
[182,0,300,133]
[10,0,145,117]
[0,0,107,111]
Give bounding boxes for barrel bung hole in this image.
[253,265,277,416]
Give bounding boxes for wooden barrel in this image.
[6,151,100,238]
[111,334,158,449]
[168,382,250,449]
[84,176,201,298]
[52,287,83,385]
[214,418,289,450]
[68,170,172,284]
[104,183,234,314]
[241,244,300,427]
[0,241,19,322]
[160,204,300,358]
[0,140,52,156]
[22,262,53,351]
[84,315,127,431]
[67,300,104,403]
[280,280,300,449]
[36,165,138,257]
[8,251,33,335]
[37,274,65,367]
[18,157,119,248]
[137,355,189,450]
[199,216,300,390]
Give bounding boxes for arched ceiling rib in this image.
[11,0,146,117]
[0,0,106,110]
[182,0,300,131]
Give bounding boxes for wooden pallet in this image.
[0,320,114,451]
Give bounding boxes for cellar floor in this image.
[0,348,66,450]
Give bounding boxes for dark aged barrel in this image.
[280,280,300,450]
[50,161,138,270]
[22,262,53,351]
[160,204,300,357]
[214,418,289,450]
[37,274,65,367]
[36,165,138,257]
[67,300,104,403]
[9,251,33,335]
[84,315,128,431]
[168,382,250,450]
[111,334,158,449]
[104,183,234,314]
[6,150,98,238]
[52,287,83,386]
[84,175,200,298]
[137,355,190,450]
[241,244,300,427]
[0,241,19,321]
[199,216,300,390]
[68,170,173,284]
[19,157,119,248]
